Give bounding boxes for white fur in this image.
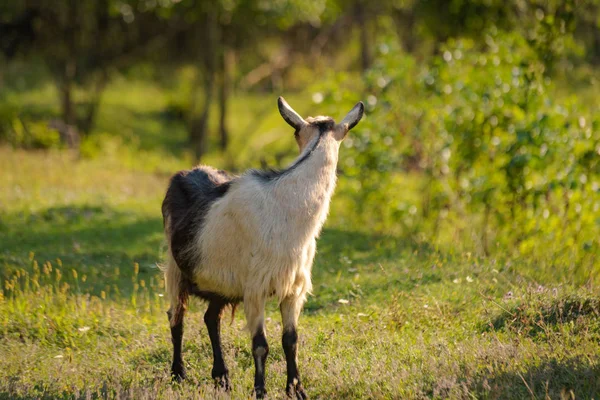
[193,134,339,333]
[162,100,363,337]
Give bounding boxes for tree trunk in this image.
[218,48,232,151]
[392,8,416,53]
[56,73,80,150]
[189,11,218,162]
[60,68,75,127]
[593,26,600,65]
[355,2,372,71]
[56,0,78,140]
[0,57,4,91]
[191,71,215,161]
[80,73,107,135]
[60,82,72,124]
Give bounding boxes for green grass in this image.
[1,79,600,399]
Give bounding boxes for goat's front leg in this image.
[245,297,269,399]
[280,295,307,399]
[204,299,231,391]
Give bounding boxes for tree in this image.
[158,0,339,161]
[0,0,171,142]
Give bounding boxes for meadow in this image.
[1,78,599,399]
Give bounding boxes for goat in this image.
[160,97,364,398]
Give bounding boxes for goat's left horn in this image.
[278,97,306,130]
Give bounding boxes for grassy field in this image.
[1,82,599,399]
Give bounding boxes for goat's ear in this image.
[278,96,305,130]
[336,101,364,137]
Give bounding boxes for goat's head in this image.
[278,97,364,152]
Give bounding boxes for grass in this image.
[1,79,600,399]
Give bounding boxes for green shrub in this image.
[3,118,62,149]
[317,31,599,281]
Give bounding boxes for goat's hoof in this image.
[286,382,308,399]
[171,370,186,383]
[214,374,231,391]
[254,387,267,399]
[171,363,187,382]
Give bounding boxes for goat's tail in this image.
[160,250,188,326]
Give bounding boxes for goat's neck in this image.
[273,136,338,223]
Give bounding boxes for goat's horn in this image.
[278,97,306,130]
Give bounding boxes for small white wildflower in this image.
[536,285,545,293]
[453,278,461,284]
[78,326,90,333]
[466,276,474,283]
[338,299,349,304]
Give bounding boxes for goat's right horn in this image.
[278,97,306,130]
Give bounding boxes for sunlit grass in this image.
[2,229,599,398]
[0,77,599,398]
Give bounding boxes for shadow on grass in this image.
[316,227,439,273]
[486,293,600,339]
[305,228,441,312]
[96,104,188,158]
[472,357,600,399]
[1,206,441,303]
[0,205,164,295]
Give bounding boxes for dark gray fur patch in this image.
[251,118,334,182]
[190,284,243,304]
[162,167,232,279]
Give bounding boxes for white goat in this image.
[161,97,364,399]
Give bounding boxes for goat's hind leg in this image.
[164,252,189,382]
[280,295,307,399]
[167,294,188,382]
[204,298,231,391]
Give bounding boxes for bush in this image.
[317,30,599,282]
[2,117,62,149]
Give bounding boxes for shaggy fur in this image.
[163,167,232,278]
[160,97,364,398]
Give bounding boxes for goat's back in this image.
[162,166,233,278]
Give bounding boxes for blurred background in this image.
[0,0,599,277]
[1,2,600,397]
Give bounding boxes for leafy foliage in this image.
[317,30,599,281]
